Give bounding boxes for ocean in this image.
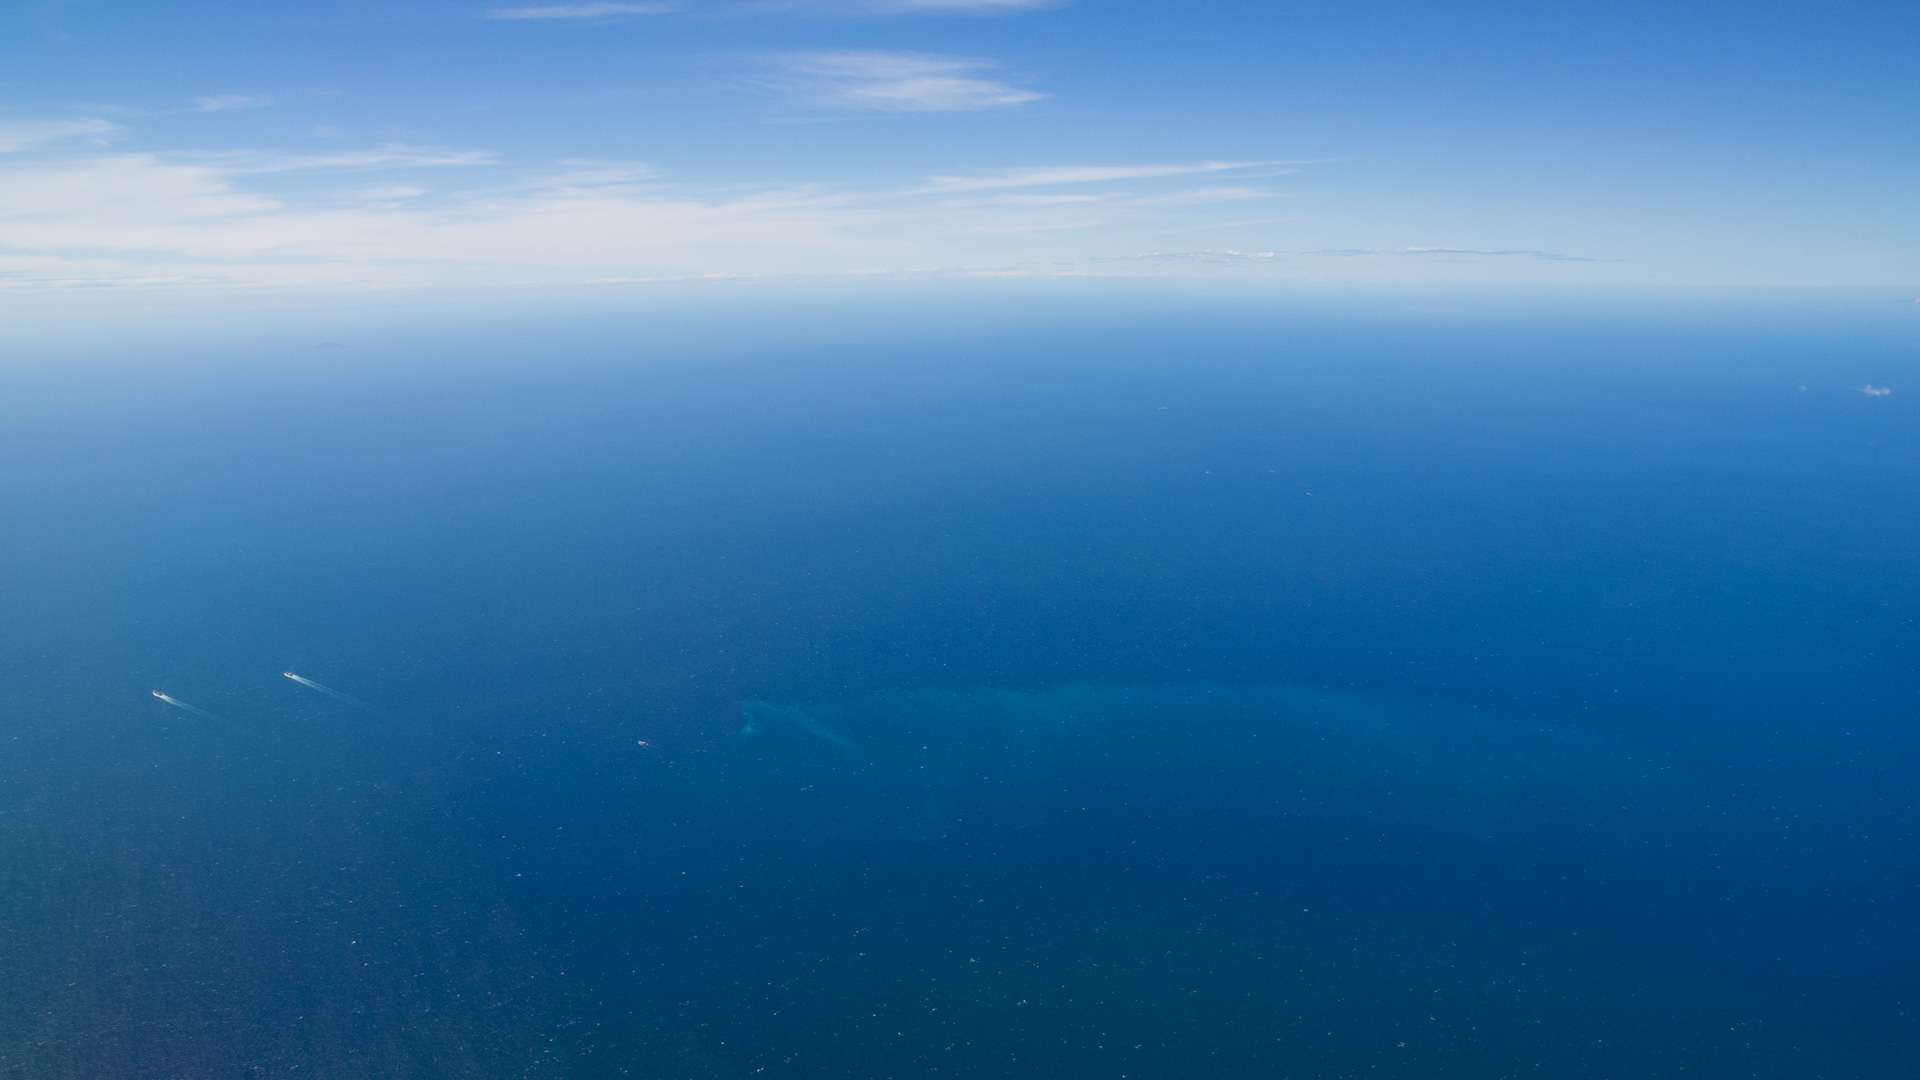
[1,286,1914,1077]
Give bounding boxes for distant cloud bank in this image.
[0,139,1301,289]
[0,115,1626,292]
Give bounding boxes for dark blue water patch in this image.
[0,294,1915,1076]
[472,682,1916,1077]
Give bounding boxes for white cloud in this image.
[935,186,1273,213]
[182,146,499,173]
[923,161,1277,192]
[758,0,1058,11]
[863,0,1055,8]
[0,135,1304,291]
[195,95,269,111]
[351,185,430,201]
[549,159,657,184]
[485,3,678,18]
[1126,186,1276,206]
[1308,246,1600,261]
[775,51,1043,111]
[0,118,116,153]
[0,152,876,281]
[1109,250,1282,264]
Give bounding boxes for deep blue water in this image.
[1,289,1916,1077]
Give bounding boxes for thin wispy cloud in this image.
[913,182,1276,238]
[1107,250,1282,264]
[936,186,1274,212]
[351,185,430,202]
[1309,246,1600,262]
[863,0,1056,8]
[1110,186,1275,207]
[0,152,872,285]
[182,146,499,173]
[0,118,116,153]
[548,159,658,185]
[923,161,1278,192]
[774,51,1043,111]
[0,143,1304,289]
[485,2,679,19]
[1,115,1495,291]
[195,95,269,111]
[756,0,1058,12]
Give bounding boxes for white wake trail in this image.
[150,690,253,739]
[152,690,219,719]
[283,672,381,713]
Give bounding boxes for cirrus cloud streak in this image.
[485,3,679,19]
[769,51,1043,111]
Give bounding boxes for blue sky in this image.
[1,0,1915,295]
